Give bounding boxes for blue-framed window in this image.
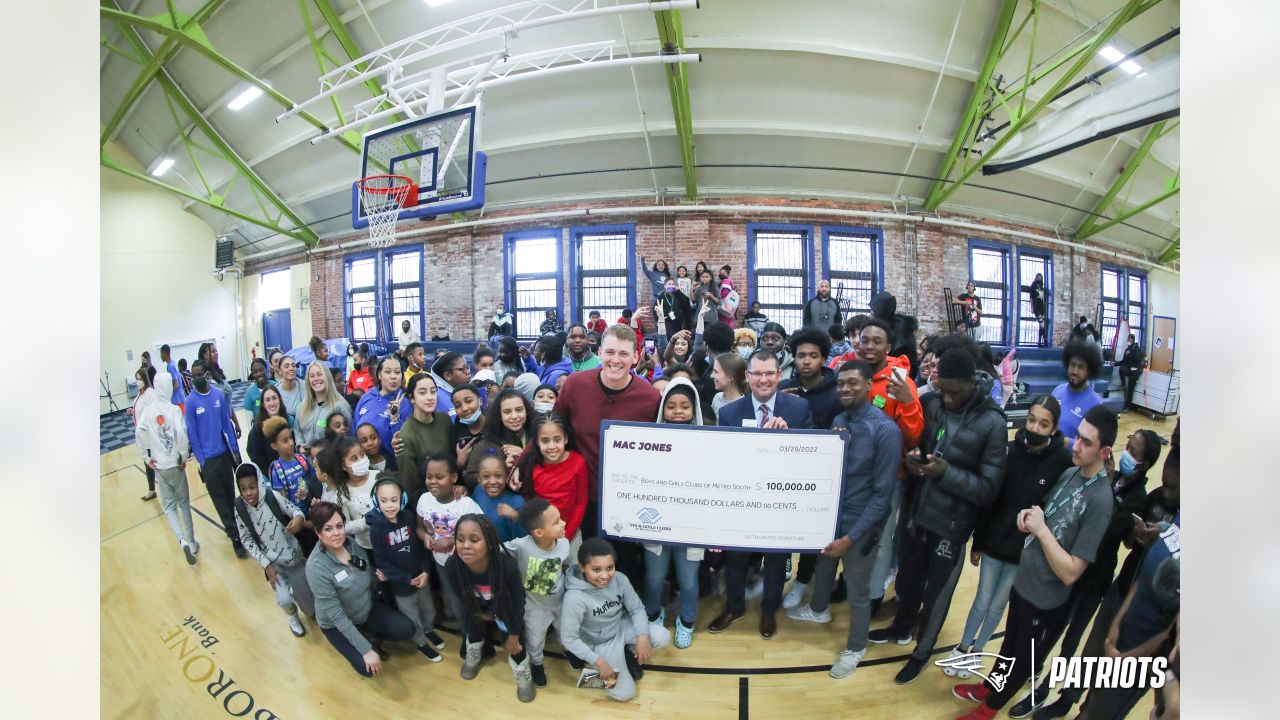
[569,224,635,327]
[1015,249,1052,346]
[383,245,424,344]
[748,223,813,334]
[504,229,563,341]
[967,240,1013,344]
[821,226,882,316]
[343,252,380,344]
[1102,265,1147,349]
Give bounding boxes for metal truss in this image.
[279,0,698,124]
[655,6,697,199]
[1076,120,1178,241]
[923,0,1169,212]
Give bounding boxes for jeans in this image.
[643,545,701,625]
[810,531,881,652]
[198,451,240,544]
[888,524,966,660]
[959,553,1019,651]
[153,466,195,547]
[723,551,786,616]
[321,603,416,676]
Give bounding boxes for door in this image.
[262,309,293,354]
[1149,315,1176,373]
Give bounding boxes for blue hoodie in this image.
[538,357,573,388]
[366,505,432,596]
[165,360,186,405]
[352,388,410,460]
[184,385,238,464]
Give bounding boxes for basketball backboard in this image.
[352,103,486,229]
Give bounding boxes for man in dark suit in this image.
[707,349,814,640]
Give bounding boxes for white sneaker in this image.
[785,605,832,624]
[189,540,200,555]
[181,541,197,566]
[940,645,972,678]
[829,648,867,679]
[782,581,808,610]
[287,614,306,637]
[745,577,765,601]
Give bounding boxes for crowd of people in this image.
[123,262,1178,719]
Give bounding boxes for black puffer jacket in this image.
[871,291,920,377]
[973,429,1074,564]
[905,371,1007,543]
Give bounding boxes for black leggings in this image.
[321,603,416,677]
[199,451,240,543]
[145,465,156,493]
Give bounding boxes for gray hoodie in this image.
[559,568,648,665]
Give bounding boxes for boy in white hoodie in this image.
[135,372,198,564]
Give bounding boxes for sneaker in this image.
[182,542,197,566]
[1032,696,1076,719]
[1008,689,1049,718]
[287,614,306,637]
[509,655,536,702]
[953,683,991,703]
[782,581,808,610]
[941,645,973,678]
[785,605,832,624]
[674,616,694,649]
[953,705,997,720]
[232,541,247,559]
[624,647,644,680]
[460,640,484,680]
[867,627,912,645]
[744,577,765,601]
[828,648,867,679]
[530,662,548,688]
[894,656,928,685]
[422,630,445,650]
[417,643,442,663]
[564,649,586,670]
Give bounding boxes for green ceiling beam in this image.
[100,0,227,148]
[113,16,319,246]
[1077,182,1178,239]
[100,3,361,155]
[102,153,315,244]
[925,0,1146,211]
[1157,232,1179,264]
[311,0,391,103]
[924,0,1019,210]
[656,8,697,199]
[1076,120,1166,239]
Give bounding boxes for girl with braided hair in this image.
[445,513,535,702]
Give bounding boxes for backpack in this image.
[722,287,740,314]
[234,489,292,552]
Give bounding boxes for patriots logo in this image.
[935,653,1017,693]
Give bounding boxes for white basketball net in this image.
[357,175,414,249]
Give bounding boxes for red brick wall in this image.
[247,197,1119,346]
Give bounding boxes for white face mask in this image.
[533,401,554,414]
[347,456,370,477]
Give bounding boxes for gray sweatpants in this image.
[809,531,881,653]
[394,585,438,648]
[154,465,195,547]
[523,599,561,665]
[591,619,668,702]
[868,485,902,600]
[271,556,315,617]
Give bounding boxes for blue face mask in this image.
[460,409,482,425]
[737,347,753,360]
[1118,449,1138,476]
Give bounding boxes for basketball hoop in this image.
[356,174,417,249]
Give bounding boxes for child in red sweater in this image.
[512,415,588,556]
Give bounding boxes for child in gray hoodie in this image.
[560,538,666,702]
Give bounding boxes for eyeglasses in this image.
[747,370,779,379]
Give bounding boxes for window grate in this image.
[824,230,879,316]
[1016,253,1051,346]
[506,233,561,341]
[970,245,1010,344]
[750,228,810,334]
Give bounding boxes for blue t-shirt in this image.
[269,454,314,512]
[470,488,527,542]
[1051,383,1102,442]
[242,380,278,413]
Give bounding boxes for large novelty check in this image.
[598,421,846,552]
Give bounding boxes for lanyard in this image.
[1043,468,1106,520]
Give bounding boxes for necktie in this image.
[758,403,770,428]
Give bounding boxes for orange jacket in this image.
[866,354,924,451]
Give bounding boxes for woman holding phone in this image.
[352,356,411,465]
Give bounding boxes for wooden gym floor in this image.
[102,409,1171,719]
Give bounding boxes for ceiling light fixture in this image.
[227,85,264,111]
[150,157,175,177]
[1098,45,1142,75]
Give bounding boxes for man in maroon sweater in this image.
[552,323,660,542]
